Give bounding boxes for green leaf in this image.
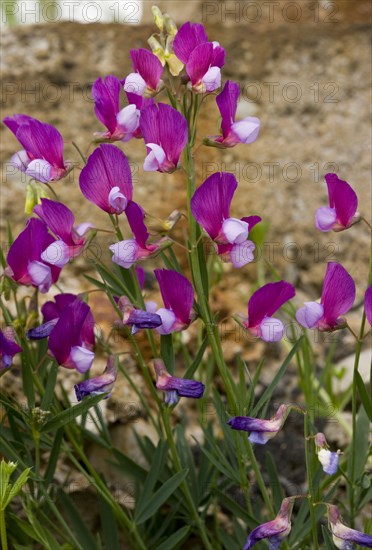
[252,339,301,416]
[40,362,58,410]
[43,429,63,486]
[355,371,372,421]
[184,335,208,379]
[136,439,168,515]
[3,467,32,508]
[40,393,107,433]
[135,469,189,525]
[98,490,119,550]
[155,526,191,550]
[265,453,284,510]
[321,525,336,549]
[351,404,371,481]
[160,334,175,375]
[59,491,98,549]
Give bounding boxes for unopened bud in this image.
[148,35,166,66]
[151,5,164,31]
[164,13,177,36]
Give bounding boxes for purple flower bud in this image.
[0,328,22,369]
[296,263,355,331]
[154,269,194,334]
[315,174,360,232]
[228,404,288,445]
[154,359,205,405]
[75,356,117,401]
[118,296,162,333]
[314,433,339,475]
[327,505,372,548]
[244,497,295,549]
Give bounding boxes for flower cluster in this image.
[1,6,371,550]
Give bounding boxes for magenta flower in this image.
[243,497,295,549]
[190,172,260,268]
[186,42,225,93]
[33,198,92,268]
[314,433,339,475]
[109,201,167,269]
[173,22,225,93]
[227,404,288,445]
[123,48,163,97]
[154,269,194,335]
[173,22,208,64]
[3,114,69,183]
[75,356,117,401]
[124,87,155,139]
[365,285,372,326]
[92,75,140,142]
[140,103,188,173]
[154,359,205,406]
[296,263,355,331]
[0,328,22,369]
[316,174,360,232]
[117,295,162,334]
[243,281,295,342]
[206,81,260,147]
[6,218,61,293]
[327,505,372,549]
[79,144,133,214]
[49,296,94,372]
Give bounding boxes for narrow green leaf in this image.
[40,362,58,410]
[352,404,371,480]
[252,339,301,416]
[321,525,336,549]
[355,371,372,421]
[160,334,175,375]
[265,453,284,510]
[136,440,168,515]
[135,469,189,525]
[43,429,63,486]
[110,450,148,484]
[184,335,208,379]
[59,491,98,549]
[4,468,32,508]
[40,393,107,433]
[155,526,191,550]
[98,490,119,550]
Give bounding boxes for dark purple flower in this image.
[109,201,168,269]
[154,358,205,405]
[314,433,339,475]
[75,356,117,401]
[228,404,288,445]
[365,285,372,326]
[206,81,260,147]
[191,172,261,268]
[0,328,22,369]
[117,295,162,334]
[327,505,372,548]
[3,114,69,183]
[123,49,163,97]
[140,103,188,173]
[48,298,95,372]
[316,174,360,232]
[6,218,61,293]
[243,497,295,549]
[173,22,208,64]
[79,144,133,214]
[154,269,194,335]
[243,281,296,342]
[33,198,92,267]
[92,75,140,142]
[296,263,355,331]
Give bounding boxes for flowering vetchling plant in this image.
[1,6,371,550]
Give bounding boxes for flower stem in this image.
[0,510,8,550]
[304,414,319,549]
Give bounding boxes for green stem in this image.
[304,414,319,550]
[0,510,8,550]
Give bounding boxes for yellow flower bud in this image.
[151,5,164,31]
[24,183,37,214]
[148,35,166,66]
[164,13,177,36]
